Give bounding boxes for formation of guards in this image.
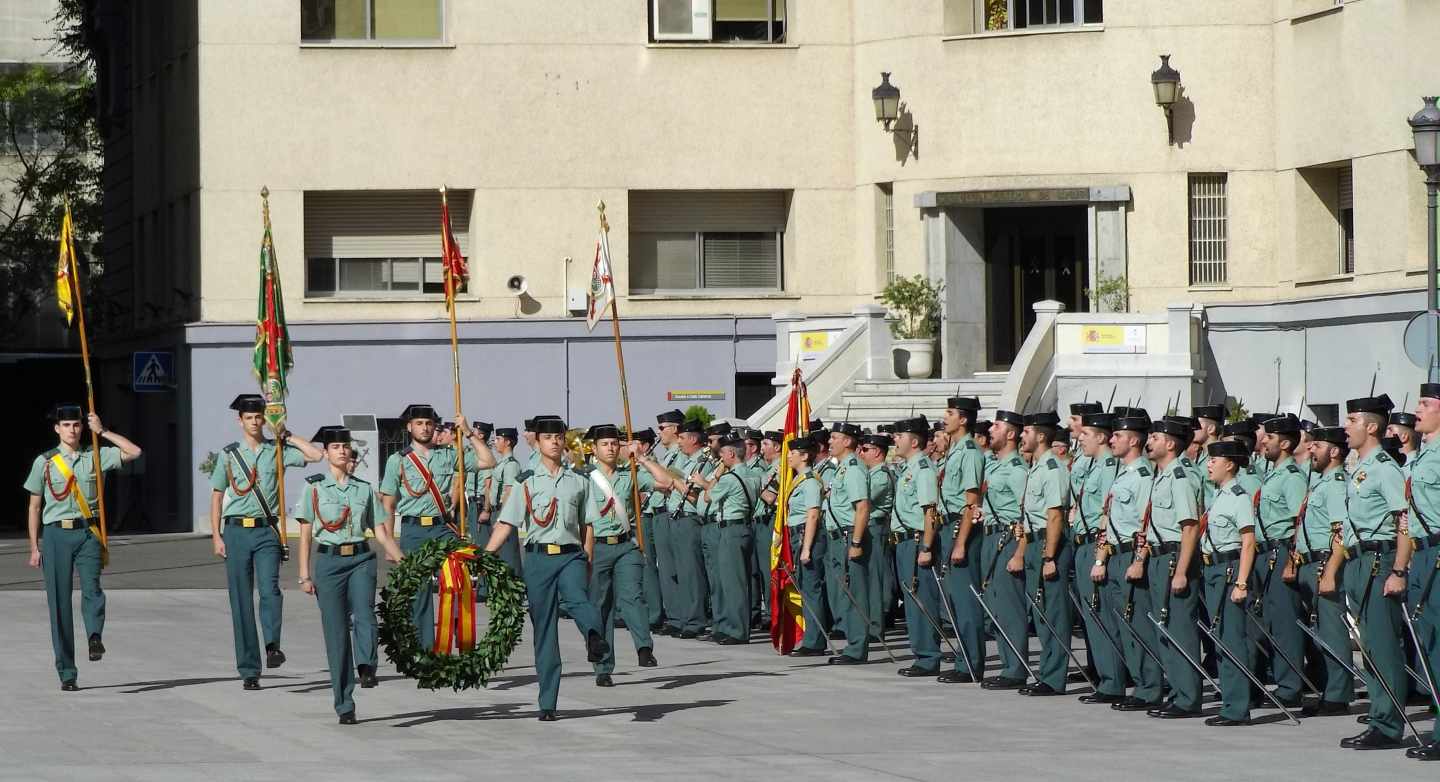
[18,389,1440,760]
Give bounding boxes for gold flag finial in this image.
[596,199,609,233]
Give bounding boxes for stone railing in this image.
[746,305,895,430]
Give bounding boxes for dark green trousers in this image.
[791,532,832,651]
[590,539,653,674]
[984,536,1030,680]
[701,520,721,624]
[1251,541,1306,700]
[399,522,456,651]
[1345,551,1409,740]
[946,527,986,677]
[753,516,774,625]
[1074,541,1124,697]
[222,522,284,679]
[827,529,870,661]
[1146,551,1202,711]
[1107,550,1162,702]
[1296,558,1354,705]
[41,524,105,683]
[1023,536,1074,691]
[1203,560,1251,721]
[866,524,893,640]
[1408,543,1440,741]
[937,519,957,633]
[652,511,681,631]
[468,518,522,600]
[667,513,709,634]
[895,537,940,671]
[711,522,754,642]
[638,514,664,628]
[523,547,603,711]
[313,549,377,716]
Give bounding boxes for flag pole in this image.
[597,201,646,556]
[260,188,291,561]
[442,186,468,538]
[64,197,109,562]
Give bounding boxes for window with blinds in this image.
[1338,165,1354,274]
[629,190,787,293]
[304,189,471,297]
[878,183,895,285]
[1188,173,1228,285]
[301,0,444,42]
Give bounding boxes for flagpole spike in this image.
[260,186,269,200]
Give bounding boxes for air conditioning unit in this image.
[653,0,712,42]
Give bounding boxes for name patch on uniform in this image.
[1046,458,1059,470]
[1173,467,1185,479]
[1138,467,1152,477]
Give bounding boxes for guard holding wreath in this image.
[293,426,404,724]
[486,415,609,721]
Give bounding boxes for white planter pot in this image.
[894,338,936,379]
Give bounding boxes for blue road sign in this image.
[132,351,174,392]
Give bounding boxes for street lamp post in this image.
[1410,97,1440,381]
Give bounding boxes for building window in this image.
[1338,165,1354,274]
[982,0,1101,31]
[629,190,787,293]
[878,183,895,285]
[304,189,471,297]
[651,0,786,43]
[1188,173,1228,285]
[301,0,444,42]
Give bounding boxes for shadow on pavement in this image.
[83,675,302,693]
[369,698,735,726]
[615,670,786,690]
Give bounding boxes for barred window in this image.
[879,183,896,285]
[1338,165,1354,274]
[1188,173,1228,285]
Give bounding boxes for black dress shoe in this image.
[358,665,378,689]
[1149,704,1201,719]
[637,647,658,667]
[678,629,700,640]
[936,671,975,684]
[1407,742,1440,761]
[586,631,611,663]
[1205,716,1251,727]
[538,710,558,722]
[1078,692,1124,705]
[1111,697,1159,711]
[242,678,260,690]
[338,711,356,725]
[595,674,614,687]
[1019,683,1062,696]
[1302,700,1349,717]
[649,623,666,633]
[1356,714,1372,724]
[1340,728,1406,750]
[60,680,78,692]
[265,644,286,669]
[829,629,846,640]
[656,625,677,637]
[789,646,827,658]
[827,654,865,665]
[1273,694,1305,709]
[715,634,746,646]
[88,634,105,662]
[697,632,715,642]
[940,652,956,664]
[981,676,1026,690]
[897,665,940,677]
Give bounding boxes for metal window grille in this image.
[880,183,896,285]
[1188,173,1228,285]
[1338,165,1354,274]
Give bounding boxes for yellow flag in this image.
[56,204,76,325]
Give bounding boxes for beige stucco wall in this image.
[188,1,1435,326]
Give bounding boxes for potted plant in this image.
[879,274,943,379]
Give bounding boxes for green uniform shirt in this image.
[786,470,821,528]
[1069,452,1094,500]
[939,434,985,517]
[893,453,938,532]
[1178,454,1204,499]
[487,454,521,509]
[753,460,780,519]
[1147,459,1198,546]
[496,462,595,546]
[582,463,654,537]
[1343,447,1406,547]
[1195,450,1218,510]
[1298,466,1348,554]
[1406,438,1440,538]
[665,449,702,515]
[292,473,379,545]
[24,445,123,525]
[646,445,680,513]
[461,442,491,500]
[867,463,895,531]
[1256,456,1307,543]
[982,452,1026,525]
[379,444,472,518]
[709,465,760,524]
[1238,464,1262,496]
[822,452,870,532]
[1106,456,1153,539]
[1073,450,1118,536]
[208,440,307,518]
[1203,478,1255,553]
[1022,454,1070,534]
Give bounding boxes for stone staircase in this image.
[821,372,1008,430]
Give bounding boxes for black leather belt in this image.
[983,524,1006,537]
[317,542,369,556]
[1074,530,1097,546]
[1346,539,1397,558]
[1412,531,1440,550]
[1113,539,1139,555]
[1151,541,1181,556]
[1019,530,1044,544]
[1294,550,1331,566]
[597,532,632,545]
[890,530,924,545]
[401,515,445,527]
[525,543,582,554]
[1202,549,1242,566]
[55,517,96,530]
[224,516,276,528]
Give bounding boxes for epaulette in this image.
[350,475,370,485]
[43,447,60,459]
[965,440,978,450]
[1104,457,1117,467]
[1286,464,1301,474]
[1376,453,1392,463]
[399,446,414,457]
[573,464,594,476]
[1046,458,1059,470]
[1138,466,1152,477]
[517,469,535,482]
[306,474,325,484]
[1230,484,1246,496]
[1173,466,1185,479]
[226,441,240,451]
[1334,472,1346,482]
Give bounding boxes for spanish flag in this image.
[770,369,811,654]
[56,202,77,325]
[440,192,468,312]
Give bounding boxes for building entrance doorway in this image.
[984,206,1089,368]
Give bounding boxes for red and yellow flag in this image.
[56,203,77,325]
[433,547,479,655]
[440,194,468,311]
[770,369,811,654]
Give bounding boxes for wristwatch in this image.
[298,577,311,585]
[850,539,863,547]
[1391,568,1408,578]
[1042,556,1055,564]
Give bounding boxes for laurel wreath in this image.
[377,536,526,691]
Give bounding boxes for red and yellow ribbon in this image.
[432,546,478,655]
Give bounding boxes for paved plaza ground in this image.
[0,535,1433,781]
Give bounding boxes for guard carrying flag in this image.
[770,369,812,654]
